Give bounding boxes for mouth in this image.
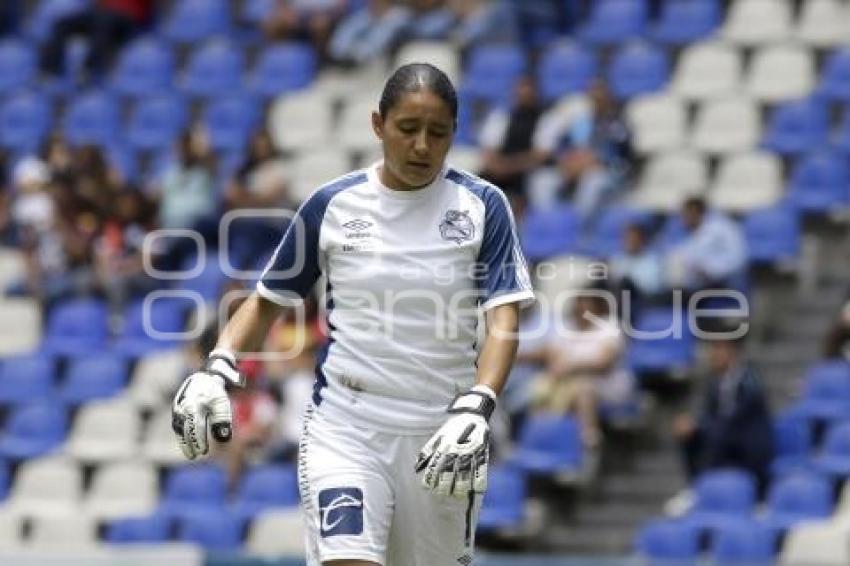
[406,161,431,171]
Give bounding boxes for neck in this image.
[378,164,435,191]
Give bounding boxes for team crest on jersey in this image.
[439,210,474,244]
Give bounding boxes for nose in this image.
[413,129,429,155]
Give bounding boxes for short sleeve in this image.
[476,189,535,310]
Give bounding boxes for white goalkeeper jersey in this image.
[258,162,534,433]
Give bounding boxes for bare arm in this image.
[215,292,285,356]
[475,302,521,395]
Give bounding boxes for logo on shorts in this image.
[319,487,364,537]
[439,210,474,244]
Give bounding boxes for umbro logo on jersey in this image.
[318,487,363,537]
[440,210,475,244]
[342,219,372,232]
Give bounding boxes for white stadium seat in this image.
[690,97,760,154]
[246,508,306,557]
[394,42,460,85]
[722,0,793,46]
[709,152,783,212]
[288,147,353,204]
[796,0,850,47]
[141,407,186,465]
[6,457,82,517]
[269,88,334,152]
[631,151,708,211]
[83,461,158,520]
[780,521,850,566]
[126,348,185,410]
[670,41,742,101]
[0,298,40,356]
[626,94,687,154]
[447,146,483,174]
[0,511,22,547]
[337,95,382,153]
[28,514,97,550]
[65,398,141,463]
[747,44,815,103]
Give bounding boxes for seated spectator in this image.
[558,148,618,235]
[532,294,635,448]
[447,0,517,54]
[262,0,347,61]
[666,197,748,293]
[672,332,773,500]
[609,222,665,315]
[328,0,412,66]
[408,0,455,41]
[39,0,155,81]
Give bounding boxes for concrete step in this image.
[543,524,637,554]
[598,474,685,503]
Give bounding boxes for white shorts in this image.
[298,402,481,566]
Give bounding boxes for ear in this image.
[371,111,384,141]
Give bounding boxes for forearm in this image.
[215,292,283,356]
[475,303,520,395]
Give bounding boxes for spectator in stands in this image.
[609,222,665,315]
[560,148,619,237]
[666,197,748,293]
[532,293,634,447]
[262,0,347,61]
[824,298,850,362]
[408,0,456,41]
[673,332,773,498]
[41,134,75,185]
[39,0,155,81]
[328,0,412,66]
[446,0,518,54]
[478,76,549,204]
[71,145,124,220]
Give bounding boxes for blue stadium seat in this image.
[507,415,583,476]
[771,411,813,478]
[177,253,229,301]
[627,307,695,374]
[0,40,36,95]
[0,460,9,501]
[653,214,689,251]
[607,42,669,99]
[230,464,300,522]
[761,472,832,533]
[26,0,90,43]
[818,47,850,103]
[0,401,67,460]
[477,464,527,533]
[110,37,175,98]
[0,354,56,405]
[683,469,756,532]
[105,144,139,183]
[203,94,261,153]
[789,360,850,422]
[63,90,120,146]
[711,519,775,565]
[177,514,242,551]
[248,42,317,99]
[652,0,720,45]
[58,353,129,405]
[159,464,228,520]
[0,91,52,152]
[105,514,171,543]
[160,0,231,45]
[126,95,188,152]
[520,204,579,262]
[813,421,850,478]
[635,518,700,562]
[579,0,647,45]
[787,151,850,214]
[182,40,245,99]
[584,206,652,258]
[42,298,110,356]
[743,205,801,265]
[243,0,274,23]
[762,99,828,156]
[537,41,598,102]
[462,45,527,107]
[835,110,850,155]
[112,297,190,356]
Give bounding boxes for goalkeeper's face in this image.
[371,88,454,190]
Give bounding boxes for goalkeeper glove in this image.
[415,385,496,498]
[171,348,244,460]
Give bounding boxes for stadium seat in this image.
[477,464,527,533]
[0,402,67,461]
[537,41,598,103]
[105,144,139,183]
[65,398,140,462]
[57,353,129,405]
[141,407,187,464]
[247,508,306,557]
[25,0,89,43]
[84,461,158,520]
[395,42,460,85]
[0,40,36,95]
[631,151,707,211]
[508,415,583,477]
[126,95,188,152]
[722,0,793,46]
[462,44,527,107]
[337,94,381,153]
[519,204,579,263]
[835,109,850,155]
[789,360,850,422]
[652,0,721,45]
[584,206,653,259]
[182,40,245,99]
[709,152,783,213]
[796,0,850,47]
[242,0,274,24]
[112,296,190,356]
[248,42,317,99]
[62,90,120,146]
[814,421,850,478]
[127,348,184,409]
[787,151,850,214]
[0,511,21,545]
[110,37,175,98]
[0,353,56,405]
[177,514,243,551]
[762,98,829,156]
[747,45,816,103]
[772,411,814,477]
[0,91,51,152]
[626,93,686,154]
[5,456,81,516]
[711,519,775,564]
[268,89,334,151]
[635,518,700,562]
[0,460,9,501]
[682,469,757,532]
[160,0,231,45]
[176,252,229,302]
[203,94,261,153]
[607,42,669,100]
[818,48,850,103]
[289,147,352,204]
[29,514,98,550]
[761,473,832,534]
[691,97,760,154]
[158,464,229,520]
[781,521,850,566]
[743,205,801,265]
[627,307,695,374]
[670,41,742,101]
[578,0,647,45]
[105,514,171,544]
[230,464,300,522]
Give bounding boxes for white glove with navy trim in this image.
[415,385,496,498]
[171,349,244,460]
